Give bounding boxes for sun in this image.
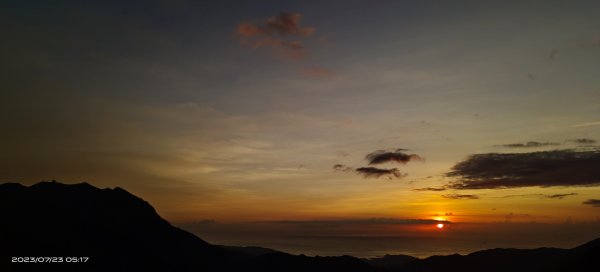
[436,223,444,229]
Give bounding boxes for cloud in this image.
[355,167,406,179]
[500,193,578,199]
[441,194,479,200]
[264,13,315,36]
[298,67,336,77]
[571,121,600,128]
[583,199,600,207]
[546,193,578,199]
[236,12,315,60]
[447,149,600,189]
[495,141,560,148]
[365,150,423,165]
[333,164,353,172]
[567,138,597,144]
[500,194,544,198]
[502,193,578,199]
[413,187,447,191]
[334,148,421,179]
[237,13,315,37]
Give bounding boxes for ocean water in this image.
[213,235,492,258]
[178,221,600,258]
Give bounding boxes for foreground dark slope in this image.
[1,181,598,272]
[0,181,243,271]
[0,181,380,272]
[392,237,600,272]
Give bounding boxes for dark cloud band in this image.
[495,141,560,148]
[447,149,600,189]
[334,148,422,179]
[366,150,423,165]
[582,199,600,207]
[413,187,447,191]
[355,167,405,179]
[441,194,479,200]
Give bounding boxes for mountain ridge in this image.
[1,181,598,271]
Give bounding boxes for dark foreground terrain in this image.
[1,181,599,271]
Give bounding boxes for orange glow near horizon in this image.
[437,223,444,229]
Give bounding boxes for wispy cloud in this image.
[567,138,597,144]
[447,149,600,189]
[333,164,353,172]
[500,193,578,199]
[494,141,560,148]
[248,37,306,59]
[269,218,450,225]
[500,194,543,198]
[441,194,479,200]
[570,121,600,128]
[546,193,578,199]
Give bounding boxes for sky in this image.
[2,0,600,256]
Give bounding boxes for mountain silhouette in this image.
[0,181,380,272]
[391,240,600,272]
[0,181,243,271]
[1,181,599,272]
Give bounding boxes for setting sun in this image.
[437,223,444,229]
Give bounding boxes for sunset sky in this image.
[2,0,600,256]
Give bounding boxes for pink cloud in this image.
[236,12,315,60]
